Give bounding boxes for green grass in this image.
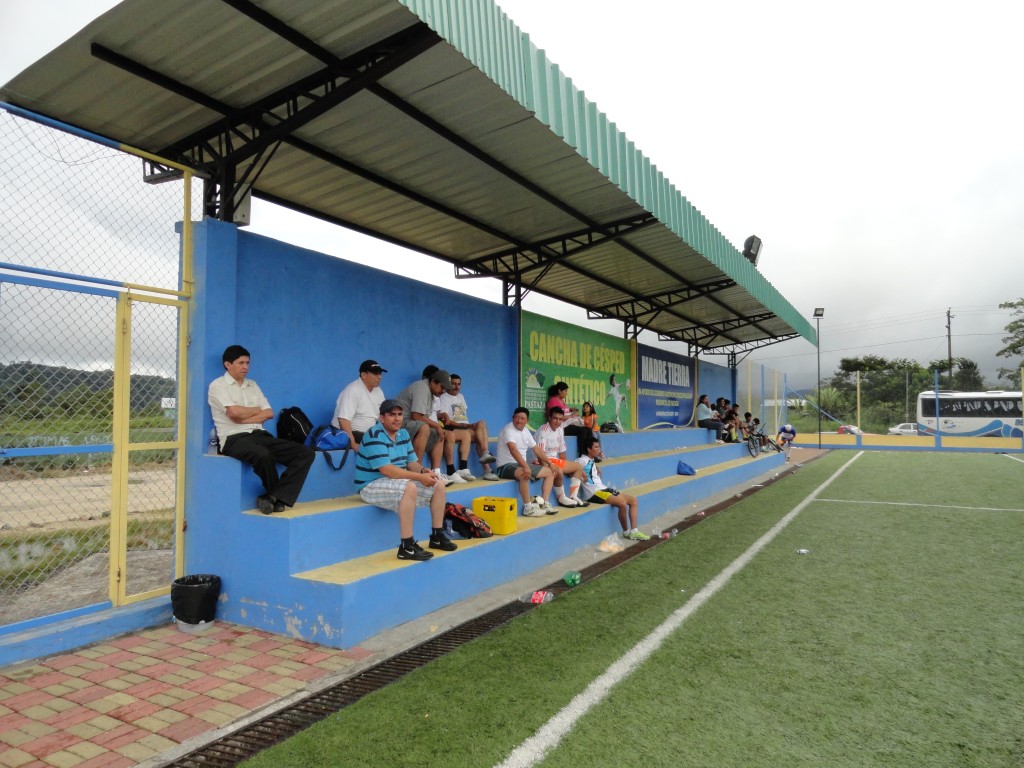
[243,452,1024,768]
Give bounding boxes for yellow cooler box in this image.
[472,497,518,535]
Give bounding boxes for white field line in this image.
[816,498,1024,513]
[493,452,866,768]
[1001,453,1024,464]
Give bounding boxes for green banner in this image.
[521,312,633,430]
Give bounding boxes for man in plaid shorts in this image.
[354,399,457,561]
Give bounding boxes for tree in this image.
[997,298,1024,388]
[997,298,1024,360]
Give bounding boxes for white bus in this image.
[916,391,1023,438]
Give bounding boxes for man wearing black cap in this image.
[395,368,453,479]
[354,399,457,561]
[333,360,387,448]
[209,345,315,514]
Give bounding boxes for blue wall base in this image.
[0,597,172,668]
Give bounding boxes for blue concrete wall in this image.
[188,220,518,442]
[183,220,518,551]
[696,358,735,408]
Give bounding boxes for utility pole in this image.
[946,307,954,388]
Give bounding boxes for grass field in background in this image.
[245,451,1024,768]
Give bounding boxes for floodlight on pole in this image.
[742,235,762,266]
[813,308,825,449]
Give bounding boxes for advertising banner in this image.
[520,313,633,430]
[636,343,695,429]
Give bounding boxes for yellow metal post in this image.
[110,295,133,604]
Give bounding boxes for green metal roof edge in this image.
[399,0,816,344]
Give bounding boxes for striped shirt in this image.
[353,421,416,488]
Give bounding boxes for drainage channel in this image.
[164,460,807,767]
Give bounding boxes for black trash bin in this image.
[171,574,221,625]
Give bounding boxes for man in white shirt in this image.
[208,345,314,515]
[436,373,498,481]
[494,407,555,517]
[333,359,387,448]
[533,406,589,509]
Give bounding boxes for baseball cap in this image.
[429,369,452,389]
[379,399,404,415]
[360,360,387,374]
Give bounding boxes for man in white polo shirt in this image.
[333,359,387,448]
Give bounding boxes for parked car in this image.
[837,425,864,435]
[888,422,918,436]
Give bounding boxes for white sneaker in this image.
[483,471,500,481]
[479,452,497,464]
[457,469,476,481]
[557,494,578,507]
[543,502,558,515]
[523,502,544,517]
[448,471,467,484]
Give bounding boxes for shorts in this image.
[779,434,795,443]
[405,419,440,453]
[532,457,566,469]
[496,463,545,480]
[357,477,435,511]
[586,488,620,504]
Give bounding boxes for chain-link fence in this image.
[0,108,200,626]
[735,359,792,436]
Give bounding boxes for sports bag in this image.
[444,502,492,538]
[306,424,351,470]
[599,421,622,433]
[277,406,313,444]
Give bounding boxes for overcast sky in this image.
[2,0,1021,390]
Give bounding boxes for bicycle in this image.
[746,427,782,458]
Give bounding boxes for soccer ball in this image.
[533,496,546,507]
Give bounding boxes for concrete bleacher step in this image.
[283,451,782,647]
[190,428,781,649]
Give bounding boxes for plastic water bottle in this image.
[669,528,679,538]
[206,428,219,456]
[563,571,581,587]
[520,590,554,604]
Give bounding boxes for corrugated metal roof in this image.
[1,0,815,352]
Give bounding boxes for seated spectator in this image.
[494,407,555,517]
[546,382,584,428]
[695,393,725,443]
[395,368,453,483]
[576,400,601,457]
[333,359,386,448]
[533,406,590,508]
[208,345,315,515]
[354,399,456,561]
[741,411,756,439]
[437,373,498,481]
[722,406,740,442]
[578,436,649,540]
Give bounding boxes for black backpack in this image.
[444,502,493,538]
[277,406,313,444]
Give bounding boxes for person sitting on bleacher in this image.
[208,345,314,515]
[578,435,649,541]
[533,406,590,508]
[695,394,725,443]
[353,399,457,562]
[436,373,499,481]
[494,407,556,517]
